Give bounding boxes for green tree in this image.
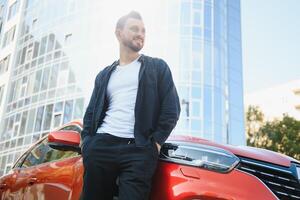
[245,105,264,146]
[246,106,300,160]
[257,115,300,160]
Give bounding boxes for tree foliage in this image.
[246,106,300,160]
[246,105,264,146]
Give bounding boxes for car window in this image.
[13,151,30,168]
[59,125,81,133]
[21,137,78,168]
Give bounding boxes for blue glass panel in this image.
[204,42,211,85]
[193,11,201,25]
[181,25,191,35]
[192,70,201,83]
[214,47,221,78]
[192,86,201,99]
[192,27,201,38]
[203,86,212,121]
[180,2,191,25]
[180,39,190,54]
[192,54,201,69]
[178,85,189,100]
[204,120,212,136]
[179,70,190,81]
[192,119,201,130]
[204,4,211,29]
[193,3,201,10]
[192,101,200,116]
[180,39,191,70]
[193,0,201,10]
[192,38,201,51]
[214,89,222,124]
[204,29,211,40]
[214,123,222,143]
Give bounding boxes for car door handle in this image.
[27,177,38,185]
[0,183,7,190]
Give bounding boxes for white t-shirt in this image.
[97,57,141,138]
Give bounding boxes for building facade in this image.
[174,0,244,145]
[0,0,244,176]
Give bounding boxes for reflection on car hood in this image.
[167,135,299,167]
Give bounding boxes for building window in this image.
[192,101,200,117]
[73,98,84,119]
[34,106,44,132]
[39,36,47,56]
[2,26,16,48]
[191,119,201,131]
[41,67,50,91]
[0,55,10,75]
[47,34,55,52]
[19,111,28,136]
[53,101,63,128]
[181,2,191,25]
[32,42,39,59]
[63,100,73,124]
[26,108,36,134]
[193,10,201,25]
[192,86,201,98]
[0,4,4,33]
[32,18,37,29]
[0,5,4,17]
[43,104,53,131]
[7,1,19,21]
[25,43,33,62]
[0,21,3,35]
[33,69,42,93]
[0,85,4,106]
[25,0,35,9]
[64,33,72,45]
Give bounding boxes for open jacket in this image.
[81,54,181,147]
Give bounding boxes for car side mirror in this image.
[48,130,81,153]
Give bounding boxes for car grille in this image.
[237,157,300,200]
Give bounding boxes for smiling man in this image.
[80,11,180,200]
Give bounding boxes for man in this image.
[80,11,180,200]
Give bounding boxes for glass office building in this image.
[0,0,244,176]
[175,0,244,145]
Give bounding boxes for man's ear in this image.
[115,29,121,41]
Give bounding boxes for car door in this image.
[0,147,35,199]
[20,126,82,200]
[0,172,21,199]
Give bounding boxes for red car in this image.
[0,121,299,200]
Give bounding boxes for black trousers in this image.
[80,133,159,200]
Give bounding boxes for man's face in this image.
[117,18,145,52]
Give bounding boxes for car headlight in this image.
[161,142,240,173]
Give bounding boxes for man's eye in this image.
[130,27,138,32]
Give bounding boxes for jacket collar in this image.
[112,54,145,67]
[108,54,146,81]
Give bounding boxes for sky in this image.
[241,0,300,94]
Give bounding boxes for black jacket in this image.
[81,54,181,146]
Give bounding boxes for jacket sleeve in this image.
[152,59,181,146]
[81,73,101,140]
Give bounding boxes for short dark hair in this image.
[116,11,143,30]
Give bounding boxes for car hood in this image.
[167,135,299,167]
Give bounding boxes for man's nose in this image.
[137,30,145,38]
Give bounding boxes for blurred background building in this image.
[245,79,300,121]
[0,0,244,176]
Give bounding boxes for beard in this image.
[122,37,143,52]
